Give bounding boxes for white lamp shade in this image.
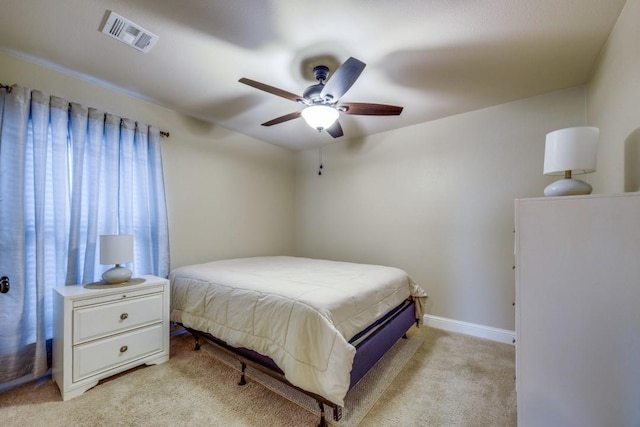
[543,126,599,175]
[100,234,133,265]
[301,105,339,131]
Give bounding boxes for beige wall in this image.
[295,87,587,330]
[0,51,297,269]
[162,121,296,268]
[588,0,640,193]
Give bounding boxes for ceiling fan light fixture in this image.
[301,105,339,131]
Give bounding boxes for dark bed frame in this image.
[182,298,418,427]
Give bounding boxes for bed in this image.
[169,256,427,425]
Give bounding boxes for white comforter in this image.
[169,256,427,406]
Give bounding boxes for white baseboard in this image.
[424,314,515,345]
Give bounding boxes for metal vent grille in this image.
[100,10,158,53]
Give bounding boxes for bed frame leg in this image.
[402,333,408,339]
[238,362,247,386]
[333,405,343,421]
[183,327,202,350]
[317,401,327,427]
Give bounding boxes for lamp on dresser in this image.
[543,126,599,197]
[100,234,133,284]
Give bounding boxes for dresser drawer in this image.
[73,323,164,382]
[73,293,163,344]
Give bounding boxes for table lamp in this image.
[100,234,133,284]
[543,126,599,196]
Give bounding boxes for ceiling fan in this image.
[239,57,403,138]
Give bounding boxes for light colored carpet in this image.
[196,329,423,426]
[0,327,516,426]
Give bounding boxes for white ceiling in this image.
[0,0,627,151]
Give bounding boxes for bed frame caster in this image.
[238,362,247,386]
[184,327,202,351]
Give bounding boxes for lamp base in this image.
[102,265,133,284]
[544,178,592,197]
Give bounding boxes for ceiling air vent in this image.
[100,11,158,53]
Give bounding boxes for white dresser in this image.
[52,275,170,401]
[514,193,640,427]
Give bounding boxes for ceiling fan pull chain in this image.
[318,148,323,176]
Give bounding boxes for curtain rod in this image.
[1,82,170,138]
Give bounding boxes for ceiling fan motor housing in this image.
[302,65,331,102]
[302,84,324,102]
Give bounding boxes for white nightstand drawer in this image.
[73,293,163,343]
[73,323,164,382]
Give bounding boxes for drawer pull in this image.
[120,345,128,353]
[120,313,128,320]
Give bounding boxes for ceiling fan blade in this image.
[320,57,366,102]
[339,102,403,116]
[261,111,302,126]
[326,120,344,138]
[239,78,303,103]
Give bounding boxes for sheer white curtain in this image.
[0,85,170,385]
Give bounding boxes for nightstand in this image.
[52,275,170,401]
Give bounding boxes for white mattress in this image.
[169,256,427,406]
